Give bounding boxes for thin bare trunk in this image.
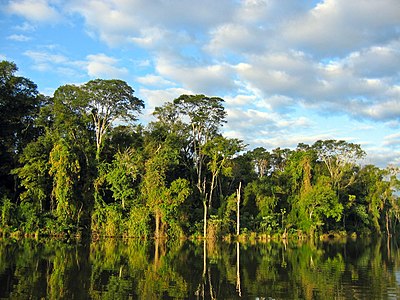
[203,200,208,239]
[386,211,391,237]
[155,209,161,239]
[195,239,207,299]
[236,182,242,236]
[236,241,241,297]
[203,239,207,278]
[208,174,216,209]
[208,265,216,300]
[154,237,160,268]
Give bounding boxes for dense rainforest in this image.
[1,60,399,240]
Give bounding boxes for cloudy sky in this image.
[1,0,399,167]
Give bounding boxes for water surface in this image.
[1,237,400,299]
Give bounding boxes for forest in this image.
[1,60,399,240]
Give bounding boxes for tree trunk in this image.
[203,200,208,239]
[155,209,161,239]
[236,241,241,297]
[195,239,207,298]
[236,182,242,236]
[386,211,390,237]
[154,237,159,268]
[208,174,216,209]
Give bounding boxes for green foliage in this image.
[83,79,144,160]
[49,139,81,228]
[290,176,343,233]
[17,201,40,233]
[0,60,40,198]
[12,134,53,211]
[125,205,151,238]
[3,60,399,239]
[105,148,143,209]
[259,215,279,234]
[141,141,191,238]
[0,195,14,228]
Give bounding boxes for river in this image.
[0,236,399,299]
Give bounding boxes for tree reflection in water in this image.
[1,237,400,299]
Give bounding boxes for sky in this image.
[0,0,399,167]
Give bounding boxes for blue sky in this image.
[1,0,399,167]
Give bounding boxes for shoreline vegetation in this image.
[1,60,399,241]
[0,226,356,243]
[0,224,373,244]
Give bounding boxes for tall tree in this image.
[105,147,143,210]
[173,95,227,238]
[202,136,245,237]
[141,143,190,238]
[49,138,82,228]
[173,94,226,196]
[83,79,144,161]
[0,61,40,198]
[313,140,365,192]
[52,84,96,229]
[247,147,271,178]
[358,165,400,235]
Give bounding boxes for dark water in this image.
[1,237,400,299]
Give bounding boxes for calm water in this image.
[1,237,400,299]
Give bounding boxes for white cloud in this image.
[7,0,61,23]
[136,75,176,87]
[67,0,234,46]
[24,50,69,70]
[129,27,169,48]
[358,99,400,121]
[23,49,87,82]
[138,87,192,123]
[61,0,400,128]
[66,0,140,45]
[282,0,400,56]
[345,45,400,78]
[252,134,330,150]
[14,22,36,31]
[363,148,400,168]
[7,34,31,42]
[224,107,314,148]
[139,87,192,109]
[86,53,128,79]
[235,51,320,105]
[224,94,258,108]
[3,0,400,167]
[206,23,267,55]
[155,56,237,95]
[383,133,400,147]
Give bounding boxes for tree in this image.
[51,84,96,229]
[105,148,143,210]
[301,176,343,232]
[173,94,226,196]
[0,61,40,198]
[202,136,245,237]
[243,177,280,233]
[271,147,291,173]
[49,139,82,229]
[383,166,400,236]
[247,147,271,177]
[11,134,53,231]
[83,79,144,161]
[313,140,365,193]
[173,95,227,238]
[141,143,190,238]
[357,165,400,235]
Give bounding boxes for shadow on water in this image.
[1,236,400,299]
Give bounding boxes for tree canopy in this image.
[1,60,399,240]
